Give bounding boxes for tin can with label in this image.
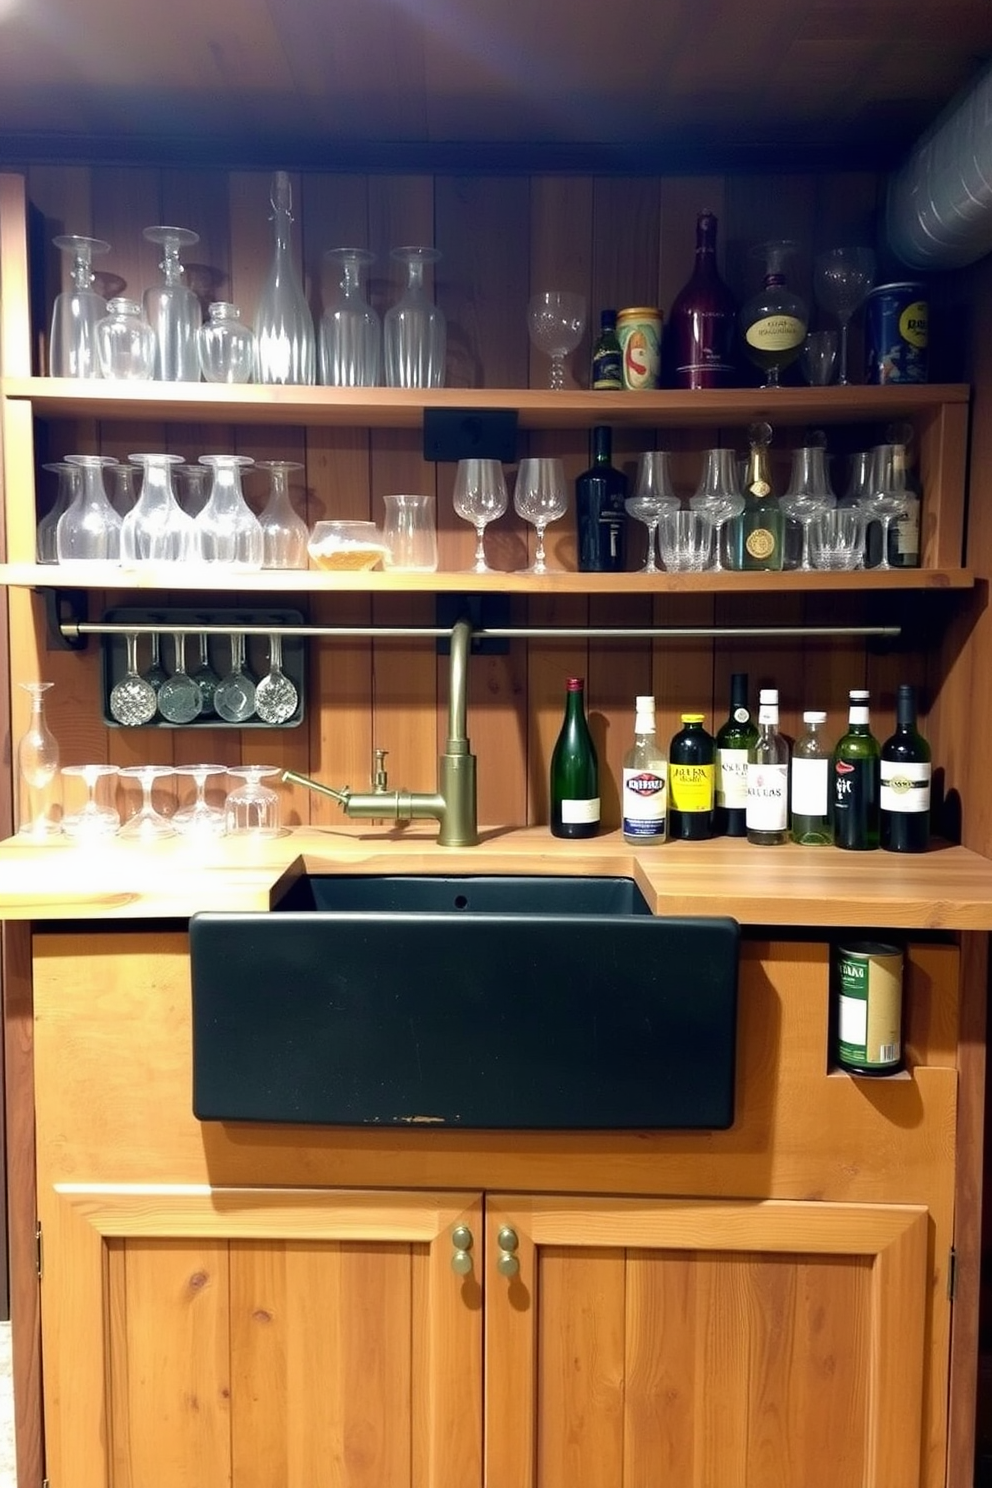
[834,940,904,1074]
[864,283,928,384]
[616,307,663,390]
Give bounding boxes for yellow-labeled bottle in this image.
[668,713,715,840]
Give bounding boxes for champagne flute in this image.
[528,291,586,389]
[863,444,909,572]
[513,457,568,574]
[453,459,508,573]
[690,449,744,572]
[814,247,876,386]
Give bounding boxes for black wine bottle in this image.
[576,425,627,572]
[880,684,931,852]
[832,689,880,850]
[668,713,716,840]
[550,676,600,839]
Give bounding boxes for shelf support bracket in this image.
[36,587,88,651]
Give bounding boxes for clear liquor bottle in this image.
[791,710,832,844]
[746,688,790,844]
[622,695,667,844]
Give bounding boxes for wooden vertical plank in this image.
[625,1253,697,1487]
[528,177,593,390]
[588,595,654,829]
[0,174,32,377]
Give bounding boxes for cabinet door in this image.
[485,1194,928,1488]
[39,1185,482,1488]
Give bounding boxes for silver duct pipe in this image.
[886,58,992,270]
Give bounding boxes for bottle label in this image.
[560,797,600,825]
[833,758,877,845]
[622,768,667,836]
[836,947,903,1070]
[716,747,749,809]
[592,350,623,390]
[745,314,805,352]
[669,762,714,812]
[894,498,921,560]
[745,762,789,829]
[732,707,750,724]
[745,527,776,561]
[880,761,931,813]
[791,757,829,816]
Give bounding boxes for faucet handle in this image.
[372,748,389,793]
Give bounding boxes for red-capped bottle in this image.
[668,211,738,389]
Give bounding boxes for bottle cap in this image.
[635,696,656,711]
[681,712,705,723]
[566,676,585,691]
[849,689,869,700]
[803,710,827,723]
[758,688,778,703]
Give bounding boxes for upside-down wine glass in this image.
[50,234,111,378]
[172,765,227,839]
[453,459,508,573]
[527,291,586,390]
[624,452,679,574]
[17,682,62,839]
[384,247,446,388]
[814,246,876,386]
[118,765,176,840]
[142,226,202,381]
[57,454,122,562]
[513,457,568,575]
[196,454,263,569]
[122,453,198,564]
[61,764,120,839]
[37,462,81,563]
[255,460,309,569]
[225,766,281,837]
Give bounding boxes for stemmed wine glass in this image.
[61,765,120,839]
[122,453,198,564]
[384,247,445,388]
[814,247,876,386]
[781,445,837,570]
[625,452,679,573]
[528,291,586,390]
[17,681,62,838]
[37,462,81,563]
[57,454,122,562]
[156,633,204,724]
[108,633,158,726]
[863,444,909,572]
[50,234,111,378]
[513,457,568,574]
[690,449,744,571]
[142,225,202,381]
[255,460,309,569]
[118,765,176,840]
[453,459,508,573]
[172,765,227,839]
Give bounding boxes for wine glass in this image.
[225,766,281,837]
[108,633,158,726]
[320,248,381,386]
[122,453,198,564]
[49,234,111,378]
[61,765,121,839]
[172,765,228,839]
[17,681,62,838]
[214,633,257,722]
[196,454,264,569]
[142,225,202,381]
[37,462,81,563]
[528,291,586,390]
[863,444,909,572]
[175,463,211,518]
[814,247,876,386]
[453,459,508,573]
[156,633,204,724]
[118,765,176,840]
[513,457,568,574]
[255,460,309,569]
[57,454,122,562]
[780,445,837,570]
[254,634,299,724]
[384,247,446,388]
[690,449,744,571]
[625,452,679,573]
[190,634,221,716]
[142,631,169,691]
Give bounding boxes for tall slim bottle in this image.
[549,677,600,839]
[728,422,784,571]
[791,710,833,844]
[746,688,789,845]
[668,714,715,840]
[715,672,757,836]
[667,211,738,389]
[833,689,880,850]
[622,695,667,844]
[880,684,931,852]
[254,171,316,385]
[576,426,627,572]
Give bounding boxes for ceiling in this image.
[0,0,990,171]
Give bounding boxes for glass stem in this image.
[837,320,850,386]
[533,522,548,570]
[473,524,488,570]
[644,521,659,574]
[549,354,565,391]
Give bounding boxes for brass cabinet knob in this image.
[496,1225,519,1277]
[451,1224,474,1276]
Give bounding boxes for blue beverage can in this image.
[864,282,928,384]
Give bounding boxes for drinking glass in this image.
[175,463,211,517]
[61,765,120,839]
[382,493,439,571]
[809,508,866,571]
[190,634,221,716]
[814,246,876,386]
[384,247,446,388]
[320,248,381,386]
[690,448,744,571]
[143,225,202,381]
[255,460,309,569]
[513,457,568,574]
[254,634,299,724]
[839,450,874,569]
[108,633,158,726]
[57,454,122,562]
[214,633,258,722]
[49,234,110,378]
[38,462,81,563]
[142,631,169,691]
[96,296,156,379]
[863,443,910,571]
[528,291,586,390]
[156,633,204,724]
[118,765,176,839]
[197,301,255,383]
[196,454,264,569]
[122,453,198,564]
[452,459,508,573]
[107,462,138,518]
[800,330,839,386]
[657,509,714,572]
[625,452,679,573]
[172,765,227,838]
[780,445,837,570]
[17,681,62,839]
[225,766,281,837]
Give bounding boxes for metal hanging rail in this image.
[62,620,903,642]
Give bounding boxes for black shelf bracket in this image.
[435,594,511,655]
[36,587,88,651]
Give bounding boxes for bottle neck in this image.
[896,693,918,730]
[694,213,719,268]
[848,708,870,728]
[729,674,749,711]
[592,427,612,465]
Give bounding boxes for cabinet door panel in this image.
[485,1195,927,1488]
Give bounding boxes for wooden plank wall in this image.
[8,163,945,832]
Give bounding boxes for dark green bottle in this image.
[832,689,880,851]
[550,676,600,839]
[591,310,623,389]
[668,713,716,840]
[880,683,931,853]
[715,672,758,836]
[576,425,627,572]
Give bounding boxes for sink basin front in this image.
[190,874,739,1132]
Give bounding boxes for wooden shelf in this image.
[1,378,971,430]
[0,562,975,594]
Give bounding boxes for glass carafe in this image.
[121,453,197,564]
[57,454,122,562]
[320,248,380,386]
[384,247,446,388]
[254,171,315,385]
[197,301,255,384]
[196,454,264,569]
[97,296,156,380]
[17,682,62,839]
[142,225,202,381]
[49,234,111,378]
[256,460,309,568]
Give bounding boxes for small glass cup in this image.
[809,508,866,571]
[657,509,714,572]
[800,330,839,386]
[225,766,281,837]
[382,493,439,572]
[307,520,389,571]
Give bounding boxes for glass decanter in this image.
[57,454,122,562]
[320,248,380,386]
[255,460,309,568]
[196,454,263,569]
[50,234,111,378]
[17,682,62,839]
[142,225,202,381]
[254,171,315,385]
[38,461,81,563]
[121,452,198,564]
[197,301,255,384]
[384,247,446,388]
[96,296,156,379]
[740,240,808,388]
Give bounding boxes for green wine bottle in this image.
[832,689,880,850]
[880,683,931,853]
[728,421,784,571]
[715,671,757,836]
[550,676,600,839]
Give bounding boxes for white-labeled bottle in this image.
[622,695,667,844]
[746,687,790,845]
[791,710,832,845]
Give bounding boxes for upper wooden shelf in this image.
[0,379,971,430]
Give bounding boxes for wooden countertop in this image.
[1,824,992,928]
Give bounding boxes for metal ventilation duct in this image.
[886,59,992,270]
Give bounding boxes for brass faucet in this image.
[283,615,479,847]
